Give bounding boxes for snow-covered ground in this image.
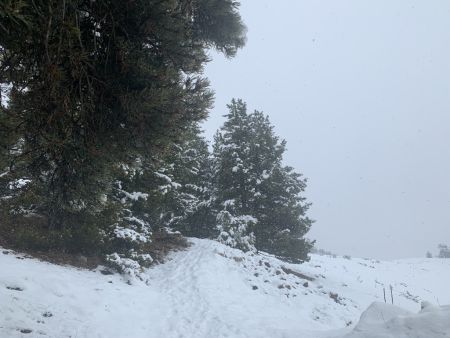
[1,238,449,338]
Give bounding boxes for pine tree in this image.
[152,124,215,238]
[216,210,256,251]
[105,157,154,275]
[212,99,313,261]
[212,99,257,251]
[438,244,450,258]
[173,126,216,238]
[258,165,314,262]
[104,123,216,274]
[0,1,246,254]
[213,99,253,214]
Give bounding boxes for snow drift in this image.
[345,302,450,338]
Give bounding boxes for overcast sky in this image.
[202,0,450,259]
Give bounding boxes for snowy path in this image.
[146,239,348,338]
[149,240,245,337]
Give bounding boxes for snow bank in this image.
[0,249,168,338]
[345,302,450,338]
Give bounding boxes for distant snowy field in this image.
[1,238,449,338]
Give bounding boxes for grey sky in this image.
[202,0,450,259]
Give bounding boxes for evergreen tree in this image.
[438,244,450,258]
[212,99,313,261]
[152,124,215,238]
[175,127,216,238]
[105,123,215,274]
[212,99,257,251]
[0,1,246,254]
[216,210,256,251]
[213,99,253,214]
[258,165,314,262]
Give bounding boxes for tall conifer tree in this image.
[213,99,313,261]
[0,1,246,254]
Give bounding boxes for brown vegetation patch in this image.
[144,230,190,264]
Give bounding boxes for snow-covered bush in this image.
[105,162,154,278]
[106,249,154,280]
[216,210,256,252]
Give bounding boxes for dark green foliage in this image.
[1,0,315,267]
[212,99,314,262]
[213,99,253,214]
[0,205,115,254]
[99,125,215,272]
[161,125,216,238]
[0,0,245,255]
[253,165,314,262]
[118,124,215,238]
[438,244,450,258]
